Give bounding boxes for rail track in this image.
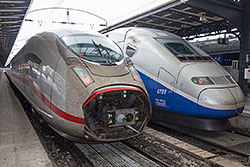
[74,142,170,167]
[154,122,250,157]
[146,123,249,167]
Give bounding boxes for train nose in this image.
[198,86,245,118]
[82,86,151,141]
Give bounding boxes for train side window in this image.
[126,45,137,57]
[25,53,42,74]
[24,53,42,79]
[25,53,41,65]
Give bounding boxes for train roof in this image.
[41,28,103,38]
[10,29,105,64]
[108,27,182,39]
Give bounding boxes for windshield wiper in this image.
[92,40,116,65]
[91,40,108,64]
[98,43,116,65]
[92,40,115,65]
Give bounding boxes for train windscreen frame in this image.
[62,34,123,64]
[155,38,213,62]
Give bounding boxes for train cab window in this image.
[156,39,196,57]
[156,38,212,61]
[126,45,137,57]
[62,34,123,64]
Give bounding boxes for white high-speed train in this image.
[107,27,245,131]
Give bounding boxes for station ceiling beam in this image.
[186,0,244,29]
[100,0,237,39]
[0,0,32,67]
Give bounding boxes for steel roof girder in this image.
[186,0,243,31]
[176,20,235,37]
[0,0,32,66]
[100,0,183,33]
[151,14,201,26]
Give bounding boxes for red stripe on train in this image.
[12,73,29,85]
[82,87,143,108]
[33,87,85,124]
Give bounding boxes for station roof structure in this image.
[100,0,244,38]
[0,0,32,67]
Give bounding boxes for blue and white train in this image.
[107,27,245,131]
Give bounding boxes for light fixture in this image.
[2,25,21,28]
[0,9,23,12]
[5,29,19,31]
[0,16,22,19]
[199,12,208,23]
[0,1,26,3]
[1,21,22,24]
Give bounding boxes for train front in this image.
[61,32,151,142]
[160,38,245,130]
[179,61,245,120]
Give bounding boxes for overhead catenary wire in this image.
[37,0,65,27]
[110,0,160,23]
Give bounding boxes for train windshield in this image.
[156,38,213,61]
[62,34,123,64]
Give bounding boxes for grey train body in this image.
[7,29,151,142]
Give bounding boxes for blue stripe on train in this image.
[137,70,243,118]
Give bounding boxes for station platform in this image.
[0,71,52,167]
[226,95,250,130]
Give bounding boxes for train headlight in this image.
[123,90,127,98]
[128,65,141,82]
[98,93,103,100]
[191,77,214,85]
[72,67,94,87]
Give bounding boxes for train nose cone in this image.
[228,86,245,112]
[198,87,245,118]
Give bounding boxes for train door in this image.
[156,67,176,111]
